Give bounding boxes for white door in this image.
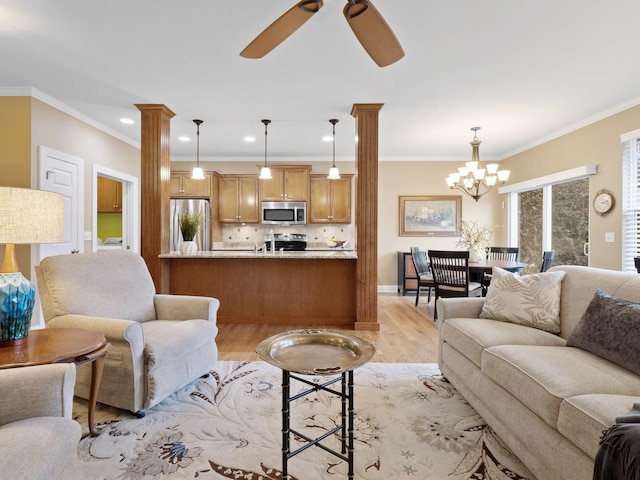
[33,146,84,328]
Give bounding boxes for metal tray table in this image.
[256,329,376,480]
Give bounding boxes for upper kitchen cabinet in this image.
[259,166,310,202]
[170,172,212,197]
[97,176,122,213]
[309,174,352,224]
[218,175,259,223]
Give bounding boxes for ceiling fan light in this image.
[191,167,205,180]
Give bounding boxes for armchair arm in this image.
[436,297,485,324]
[48,315,144,356]
[154,294,220,322]
[0,363,76,425]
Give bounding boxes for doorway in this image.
[93,165,139,253]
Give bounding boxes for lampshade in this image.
[0,187,65,246]
[0,187,64,346]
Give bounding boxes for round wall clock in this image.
[593,189,615,217]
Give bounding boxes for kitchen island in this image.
[160,250,358,327]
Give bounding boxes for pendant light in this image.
[327,118,340,179]
[191,119,205,180]
[259,119,272,180]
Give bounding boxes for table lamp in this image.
[0,187,65,346]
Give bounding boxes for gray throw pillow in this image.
[479,267,565,333]
[567,289,640,376]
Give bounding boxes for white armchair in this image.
[0,363,83,479]
[36,251,220,414]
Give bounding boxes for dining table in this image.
[468,259,529,282]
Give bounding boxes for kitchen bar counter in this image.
[160,250,357,327]
[160,250,356,259]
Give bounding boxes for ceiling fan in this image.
[240,0,404,67]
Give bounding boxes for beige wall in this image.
[0,97,33,274]
[0,96,140,277]
[501,104,640,270]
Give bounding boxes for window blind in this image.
[621,137,640,272]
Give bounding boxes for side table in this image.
[0,327,110,436]
[256,329,375,480]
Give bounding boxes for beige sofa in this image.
[437,265,640,480]
[0,363,83,479]
[36,251,220,414]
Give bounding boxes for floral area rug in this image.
[74,361,534,480]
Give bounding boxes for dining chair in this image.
[410,247,435,307]
[541,250,556,272]
[482,246,521,294]
[428,250,482,320]
[634,257,640,274]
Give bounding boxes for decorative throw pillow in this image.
[567,289,640,376]
[479,267,565,333]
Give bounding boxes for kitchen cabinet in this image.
[97,176,122,213]
[170,172,211,197]
[259,166,310,202]
[308,174,352,224]
[218,175,259,223]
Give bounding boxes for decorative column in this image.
[135,104,175,293]
[351,103,383,331]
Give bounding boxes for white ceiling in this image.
[2,0,640,163]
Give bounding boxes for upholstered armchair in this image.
[0,363,83,479]
[36,251,220,414]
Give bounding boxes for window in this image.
[500,166,596,273]
[621,133,640,272]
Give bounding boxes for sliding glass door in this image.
[517,178,589,273]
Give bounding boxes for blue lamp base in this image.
[0,272,36,347]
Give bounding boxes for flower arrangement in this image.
[179,212,202,241]
[456,220,493,250]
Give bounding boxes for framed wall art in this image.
[399,195,461,237]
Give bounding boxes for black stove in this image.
[265,233,307,251]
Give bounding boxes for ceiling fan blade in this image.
[240,0,323,59]
[343,0,404,67]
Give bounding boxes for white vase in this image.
[178,241,197,255]
[468,246,483,263]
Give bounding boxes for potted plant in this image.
[178,212,202,254]
[456,220,493,262]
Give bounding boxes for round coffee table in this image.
[0,327,110,436]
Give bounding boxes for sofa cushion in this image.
[558,394,640,460]
[567,289,640,376]
[479,267,565,333]
[482,345,640,428]
[441,317,566,368]
[0,416,82,480]
[143,320,218,406]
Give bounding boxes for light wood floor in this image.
[216,292,440,363]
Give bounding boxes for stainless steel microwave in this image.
[261,201,306,225]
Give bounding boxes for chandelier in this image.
[445,127,510,202]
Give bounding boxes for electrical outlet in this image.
[84,231,92,241]
[605,232,615,243]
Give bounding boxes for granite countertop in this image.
[160,250,357,259]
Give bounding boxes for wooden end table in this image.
[0,327,110,436]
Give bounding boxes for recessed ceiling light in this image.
[178,136,190,142]
[120,118,135,125]
[244,136,256,143]
[322,136,333,142]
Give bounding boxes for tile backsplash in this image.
[218,224,353,249]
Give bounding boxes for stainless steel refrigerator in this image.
[170,198,211,252]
